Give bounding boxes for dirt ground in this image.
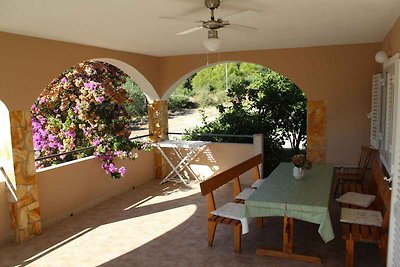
[130,107,297,149]
[129,107,219,138]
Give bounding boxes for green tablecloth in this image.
[243,162,335,243]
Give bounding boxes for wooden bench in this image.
[341,152,391,267]
[334,146,374,197]
[199,153,263,252]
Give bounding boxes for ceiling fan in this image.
[161,0,258,51]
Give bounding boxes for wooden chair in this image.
[335,146,374,196]
[199,154,262,252]
[341,151,391,267]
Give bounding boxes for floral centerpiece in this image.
[292,154,312,169]
[291,154,312,179]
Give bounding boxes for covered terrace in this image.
[0,1,400,266]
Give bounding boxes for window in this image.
[371,54,399,175]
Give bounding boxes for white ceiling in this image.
[0,0,399,57]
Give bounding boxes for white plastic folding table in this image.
[154,140,210,185]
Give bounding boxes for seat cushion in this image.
[211,202,249,234]
[251,179,265,188]
[340,208,383,227]
[336,192,376,208]
[235,188,256,200]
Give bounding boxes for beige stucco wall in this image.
[0,31,161,110]
[0,141,259,245]
[35,141,258,226]
[36,150,155,225]
[383,17,400,56]
[194,142,259,181]
[0,150,155,245]
[0,30,385,165]
[163,142,259,181]
[159,44,382,165]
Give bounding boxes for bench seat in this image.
[340,152,390,267]
[341,183,381,244]
[200,154,263,252]
[208,215,241,226]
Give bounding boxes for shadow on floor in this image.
[0,177,382,267]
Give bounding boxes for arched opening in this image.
[165,61,307,174]
[93,58,159,100]
[0,100,15,190]
[94,58,156,138]
[31,60,149,178]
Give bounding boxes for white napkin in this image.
[336,192,376,208]
[340,208,383,227]
[235,188,256,200]
[211,202,249,234]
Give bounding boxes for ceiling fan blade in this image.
[227,23,258,32]
[221,10,258,20]
[177,26,204,35]
[159,16,202,22]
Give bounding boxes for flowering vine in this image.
[32,61,146,178]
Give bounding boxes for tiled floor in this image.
[0,177,381,267]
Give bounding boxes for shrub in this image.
[123,79,147,120]
[168,94,190,111]
[32,61,146,178]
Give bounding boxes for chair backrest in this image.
[370,151,391,232]
[356,146,374,178]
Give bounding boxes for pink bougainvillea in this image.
[32,61,145,178]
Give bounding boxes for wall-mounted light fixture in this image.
[375,50,388,64]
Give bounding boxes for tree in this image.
[245,69,307,154]
[190,63,241,107]
[186,64,307,174]
[123,78,147,120]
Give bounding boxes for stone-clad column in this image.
[307,100,327,163]
[8,111,41,243]
[148,100,169,179]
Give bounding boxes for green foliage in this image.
[190,64,232,107]
[185,64,307,175]
[240,67,307,154]
[123,78,147,119]
[169,77,200,111]
[32,61,145,178]
[169,94,190,111]
[168,84,191,111]
[182,62,265,108]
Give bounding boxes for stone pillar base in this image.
[148,100,169,179]
[9,111,41,243]
[307,101,327,163]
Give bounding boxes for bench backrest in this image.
[200,153,263,216]
[356,146,374,178]
[370,151,391,232]
[200,153,263,196]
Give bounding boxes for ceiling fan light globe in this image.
[203,38,222,52]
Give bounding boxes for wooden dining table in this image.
[243,162,335,264]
